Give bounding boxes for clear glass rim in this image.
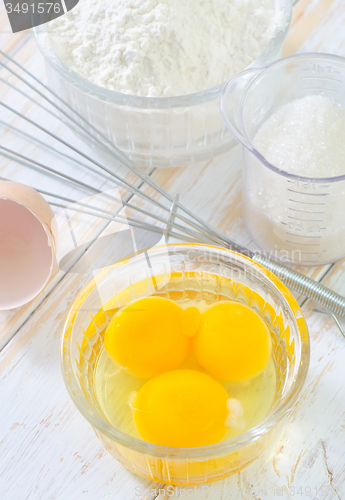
[61,244,310,458]
[241,52,345,183]
[34,0,291,110]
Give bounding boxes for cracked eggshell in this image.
[0,181,57,310]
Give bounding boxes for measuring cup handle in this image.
[220,67,262,150]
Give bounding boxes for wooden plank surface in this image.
[283,0,338,56]
[1,1,345,499]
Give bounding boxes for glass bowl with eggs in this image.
[35,0,293,168]
[61,243,309,485]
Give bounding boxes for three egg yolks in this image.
[104,297,272,447]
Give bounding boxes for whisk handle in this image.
[253,253,345,317]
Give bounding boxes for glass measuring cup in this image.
[220,53,345,266]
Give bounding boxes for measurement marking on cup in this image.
[287,180,330,189]
[285,241,321,247]
[288,216,324,222]
[302,76,342,83]
[286,233,322,239]
[289,199,326,206]
[289,208,325,214]
[288,189,330,197]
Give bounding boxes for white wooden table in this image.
[1,1,345,499]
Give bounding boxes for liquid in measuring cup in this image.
[246,95,345,265]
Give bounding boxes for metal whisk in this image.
[0,49,344,318]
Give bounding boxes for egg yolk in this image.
[192,301,272,382]
[132,369,229,447]
[104,297,200,378]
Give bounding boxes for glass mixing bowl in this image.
[61,244,309,485]
[35,0,292,168]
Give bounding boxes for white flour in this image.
[46,0,274,97]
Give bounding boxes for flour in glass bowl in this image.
[46,0,275,97]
